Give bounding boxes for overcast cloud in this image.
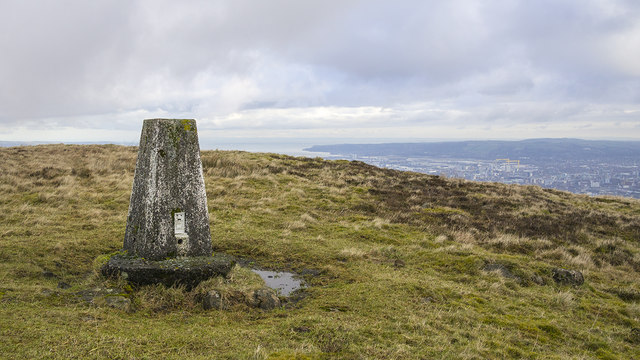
[1,0,639,142]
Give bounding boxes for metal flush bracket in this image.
[174,212,189,252]
[174,212,186,235]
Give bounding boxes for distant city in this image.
[316,155,640,199]
[306,139,640,199]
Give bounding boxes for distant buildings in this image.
[323,154,640,199]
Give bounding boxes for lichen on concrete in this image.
[181,119,195,131]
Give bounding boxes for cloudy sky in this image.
[1,0,639,146]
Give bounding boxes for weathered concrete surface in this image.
[123,119,212,260]
[101,253,235,289]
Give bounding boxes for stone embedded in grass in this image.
[104,296,131,311]
[552,268,584,286]
[201,290,223,310]
[199,287,281,310]
[42,271,57,279]
[75,287,131,311]
[248,288,281,310]
[123,119,211,260]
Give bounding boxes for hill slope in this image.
[0,144,639,359]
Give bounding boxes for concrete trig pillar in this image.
[123,119,212,260]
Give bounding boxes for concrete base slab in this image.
[101,253,235,289]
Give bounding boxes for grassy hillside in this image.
[1,144,639,359]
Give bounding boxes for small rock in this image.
[292,326,311,333]
[201,288,282,311]
[104,288,124,295]
[76,287,106,303]
[104,296,131,311]
[42,271,57,279]
[57,281,71,289]
[76,287,127,306]
[250,288,281,310]
[552,268,584,286]
[202,290,224,310]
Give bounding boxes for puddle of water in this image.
[251,269,304,296]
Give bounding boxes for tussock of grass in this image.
[1,144,639,358]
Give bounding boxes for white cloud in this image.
[599,22,640,77]
[0,0,639,141]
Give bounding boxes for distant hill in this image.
[0,141,136,147]
[0,141,49,147]
[305,138,640,161]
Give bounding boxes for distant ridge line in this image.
[304,138,640,161]
[0,141,137,147]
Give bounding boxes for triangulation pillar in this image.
[123,118,212,260]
